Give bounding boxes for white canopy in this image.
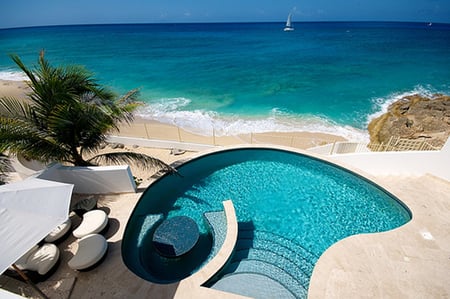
[0,178,73,274]
[0,288,27,298]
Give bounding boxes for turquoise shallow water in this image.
[122,148,411,287]
[1,22,449,139]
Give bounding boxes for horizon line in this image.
[1,20,448,31]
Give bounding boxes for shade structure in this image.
[0,178,73,274]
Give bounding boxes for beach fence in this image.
[115,122,340,150]
[367,136,440,152]
[308,136,441,155]
[117,122,445,154]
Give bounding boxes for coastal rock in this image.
[368,94,450,148]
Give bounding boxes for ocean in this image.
[1,22,449,141]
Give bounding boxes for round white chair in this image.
[68,234,108,270]
[45,218,72,242]
[14,243,60,275]
[73,209,108,238]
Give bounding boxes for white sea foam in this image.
[137,97,369,142]
[367,85,441,125]
[0,70,28,81]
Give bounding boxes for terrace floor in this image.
[1,148,449,299]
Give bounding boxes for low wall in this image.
[37,163,136,194]
[332,139,450,181]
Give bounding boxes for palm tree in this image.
[0,51,174,173]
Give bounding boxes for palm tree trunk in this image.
[71,148,91,166]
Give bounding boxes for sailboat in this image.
[284,12,294,31]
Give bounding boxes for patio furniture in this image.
[68,234,108,270]
[73,209,108,239]
[0,178,73,277]
[13,243,60,276]
[170,148,186,155]
[44,218,72,243]
[152,216,199,257]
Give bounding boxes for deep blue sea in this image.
[1,22,449,140]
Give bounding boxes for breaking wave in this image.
[0,70,28,81]
[136,97,369,142]
[367,85,447,125]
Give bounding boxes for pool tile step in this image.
[211,272,297,299]
[232,248,310,287]
[220,259,308,298]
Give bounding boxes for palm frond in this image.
[0,154,12,185]
[0,97,31,118]
[0,154,13,172]
[10,54,39,86]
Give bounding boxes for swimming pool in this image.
[122,147,411,297]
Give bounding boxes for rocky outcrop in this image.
[368,94,450,148]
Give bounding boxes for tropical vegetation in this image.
[0,51,174,173]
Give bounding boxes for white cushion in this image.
[68,234,107,270]
[73,210,108,238]
[14,245,39,266]
[15,243,60,275]
[45,218,72,242]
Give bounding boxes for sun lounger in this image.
[13,243,60,276]
[45,218,72,242]
[68,234,108,270]
[73,209,108,238]
[170,148,186,155]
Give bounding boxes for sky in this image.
[1,0,449,29]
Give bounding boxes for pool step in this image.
[236,229,319,276]
[231,248,310,287]
[212,259,307,298]
[203,210,227,262]
[239,228,319,261]
[209,223,320,298]
[211,272,296,299]
[235,236,316,278]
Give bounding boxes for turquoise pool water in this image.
[122,148,411,295]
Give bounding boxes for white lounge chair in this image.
[68,234,108,270]
[45,218,72,242]
[73,209,108,238]
[13,243,60,276]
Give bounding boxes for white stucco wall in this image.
[37,163,136,194]
[332,139,450,181]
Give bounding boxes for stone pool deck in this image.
[1,149,449,298]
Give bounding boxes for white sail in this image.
[284,13,294,31]
[286,13,292,27]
